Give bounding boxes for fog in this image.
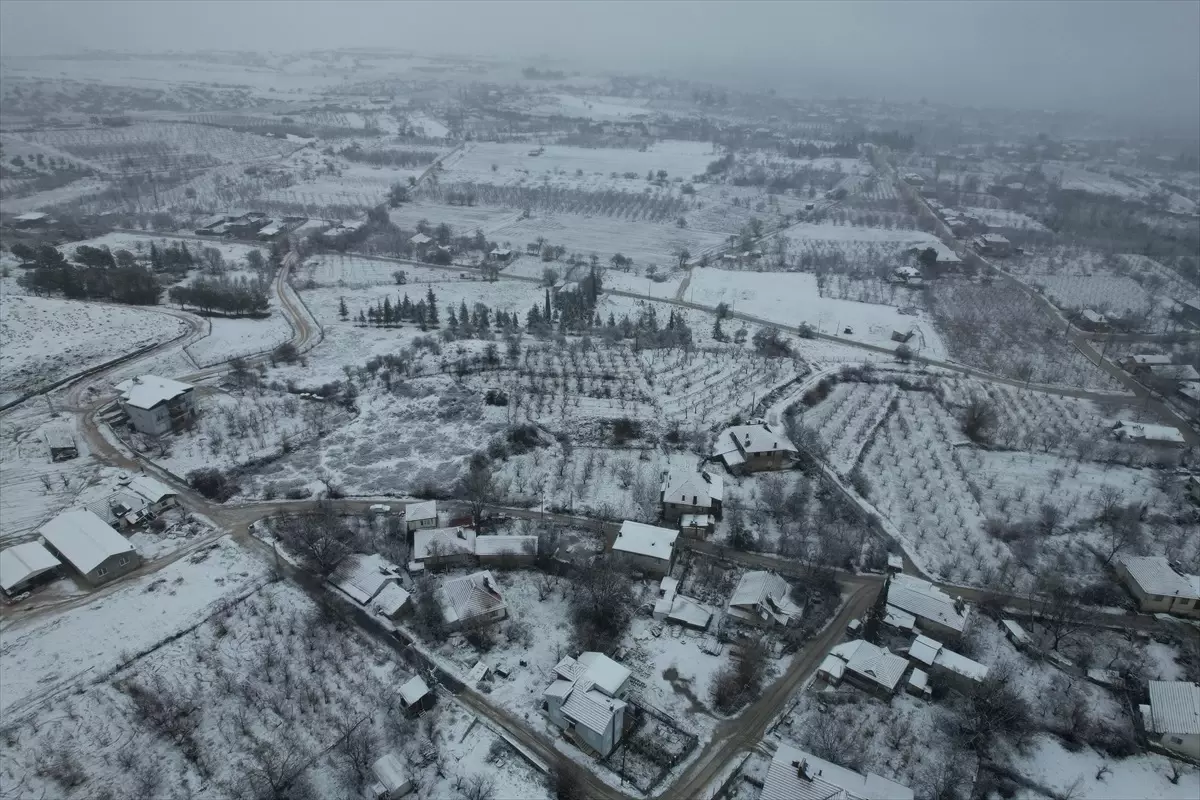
[1,0,1197,124]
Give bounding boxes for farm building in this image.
[371,582,412,620]
[1147,364,1200,385]
[1078,309,1109,332]
[885,575,972,639]
[1114,555,1199,618]
[329,553,402,605]
[399,675,434,714]
[0,542,61,596]
[368,752,414,799]
[1111,420,1186,452]
[544,653,631,758]
[659,466,723,522]
[474,534,537,565]
[115,375,196,436]
[1000,619,1034,651]
[488,247,513,262]
[124,475,177,513]
[436,571,507,630]
[411,526,476,568]
[1121,353,1174,373]
[405,500,438,531]
[85,489,153,530]
[820,640,909,699]
[891,265,922,284]
[761,743,914,800]
[906,635,989,694]
[43,426,78,461]
[611,521,678,576]
[712,422,797,474]
[39,509,140,586]
[409,233,432,247]
[973,233,1011,256]
[727,571,801,627]
[1140,681,1199,760]
[653,576,713,631]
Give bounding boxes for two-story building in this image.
[115,375,197,436]
[544,652,632,758]
[611,521,678,576]
[712,423,797,474]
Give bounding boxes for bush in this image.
[273,342,299,364]
[611,417,642,445]
[187,468,240,502]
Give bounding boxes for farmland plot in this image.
[184,312,295,366]
[961,206,1050,233]
[0,292,189,405]
[19,122,299,174]
[1029,274,1155,317]
[803,381,900,475]
[490,214,728,269]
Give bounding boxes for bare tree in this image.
[1097,507,1143,567]
[458,455,496,528]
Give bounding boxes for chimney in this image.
[793,760,814,782]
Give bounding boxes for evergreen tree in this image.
[448,306,459,331]
[863,575,890,644]
[526,304,542,329]
[401,294,414,321]
[149,243,162,271]
[338,297,348,320]
[357,309,366,324]
[382,295,393,325]
[459,300,469,328]
[425,286,439,324]
[544,287,551,318]
[713,316,725,341]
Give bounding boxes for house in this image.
[659,467,723,522]
[125,475,177,514]
[115,375,196,436]
[437,571,507,629]
[1078,309,1109,332]
[823,640,909,699]
[372,582,412,620]
[488,247,513,262]
[611,521,678,576]
[891,265,922,284]
[906,634,988,694]
[474,535,537,565]
[1177,383,1200,416]
[224,213,269,238]
[761,743,914,800]
[256,220,287,241]
[974,233,1011,256]
[44,426,78,461]
[194,214,235,235]
[1115,555,1199,618]
[885,575,971,639]
[13,211,50,228]
[727,571,801,627]
[399,676,434,714]
[412,527,476,568]
[1111,420,1186,451]
[409,233,433,249]
[329,553,402,605]
[405,500,438,531]
[85,489,153,530]
[653,576,713,631]
[0,542,61,596]
[1147,364,1200,385]
[712,422,797,474]
[368,752,414,799]
[39,509,140,586]
[679,513,715,538]
[544,653,631,757]
[1121,353,1174,374]
[1141,681,1199,760]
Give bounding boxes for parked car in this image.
[369,504,391,514]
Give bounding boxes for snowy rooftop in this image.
[817,654,845,681]
[438,570,505,625]
[933,646,989,682]
[412,526,475,561]
[372,582,411,617]
[1148,364,1200,382]
[613,521,678,561]
[371,753,409,793]
[576,652,632,696]
[406,499,437,522]
[762,743,914,800]
[1081,309,1108,324]
[1118,556,1200,599]
[15,211,49,221]
[980,233,1010,244]
[1113,420,1186,445]
[908,634,942,666]
[717,423,797,456]
[728,570,800,625]
[115,375,193,410]
[0,542,61,593]
[560,684,626,736]
[126,475,175,504]
[39,509,135,573]
[474,535,537,558]
[660,467,723,505]
[1147,681,1200,735]
[842,640,909,692]
[883,605,916,631]
[1001,619,1033,644]
[329,553,401,605]
[887,575,970,633]
[399,675,431,706]
[409,233,432,245]
[1127,354,1173,366]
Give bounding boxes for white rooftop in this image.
[329,553,400,605]
[576,652,631,697]
[372,582,412,617]
[560,684,626,737]
[842,640,909,693]
[438,570,505,625]
[410,232,432,245]
[762,743,914,800]
[399,675,431,706]
[412,526,475,561]
[933,646,989,682]
[1118,555,1199,599]
[371,753,410,793]
[115,375,193,410]
[1113,421,1186,445]
[887,575,970,633]
[660,467,723,506]
[729,570,801,625]
[474,535,537,558]
[1147,681,1200,735]
[406,499,437,522]
[613,521,678,561]
[717,423,797,456]
[126,475,175,504]
[908,634,942,666]
[39,509,135,573]
[0,542,61,593]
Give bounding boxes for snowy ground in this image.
[0,292,188,404]
[1002,735,1198,799]
[184,312,295,366]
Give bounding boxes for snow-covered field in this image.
[961,206,1050,233]
[489,215,729,270]
[184,312,295,366]
[0,293,188,404]
[1006,736,1198,800]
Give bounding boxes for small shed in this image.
[372,583,412,620]
[369,752,414,799]
[1001,619,1033,650]
[399,676,433,714]
[44,427,78,462]
[907,668,931,699]
[0,542,61,596]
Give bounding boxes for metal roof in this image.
[39,509,135,573]
[399,675,430,706]
[762,744,914,800]
[908,635,942,666]
[371,753,409,793]
[474,535,537,557]
[372,582,411,616]
[1148,681,1200,735]
[0,542,61,593]
[613,521,678,560]
[406,500,437,522]
[1118,556,1199,599]
[886,576,969,633]
[330,553,400,605]
[438,570,505,625]
[660,468,723,505]
[844,640,908,692]
[560,683,625,736]
[115,375,193,410]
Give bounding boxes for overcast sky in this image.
[2,0,1197,125]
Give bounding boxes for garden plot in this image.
[0,578,541,800]
[1029,274,1156,317]
[0,293,188,404]
[387,202,521,238]
[926,278,1124,391]
[18,122,300,174]
[803,381,900,475]
[184,312,295,366]
[0,537,266,719]
[302,253,458,288]
[685,267,947,357]
[490,214,729,268]
[782,221,941,249]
